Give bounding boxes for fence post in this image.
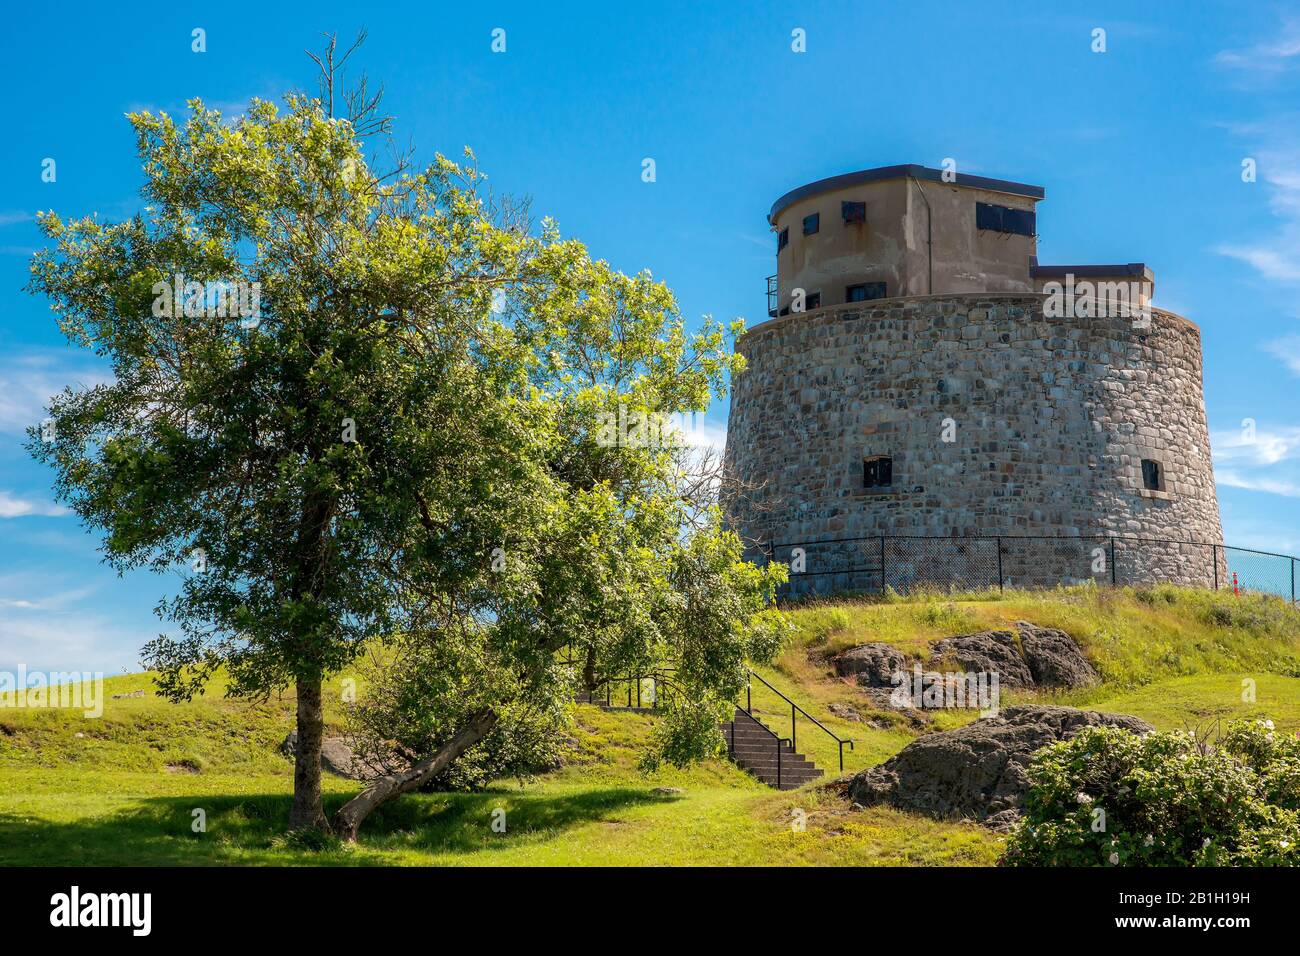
[1213,544,1219,592]
[1109,537,1117,587]
[996,537,1004,592]
[879,535,886,595]
[1292,557,1296,606]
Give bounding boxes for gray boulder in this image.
[931,630,1034,687]
[833,643,907,687]
[280,730,369,780]
[928,624,1097,690]
[1016,622,1098,688]
[847,705,1154,828]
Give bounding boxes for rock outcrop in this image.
[1015,622,1098,688]
[927,622,1098,690]
[847,705,1154,829]
[834,623,1097,693]
[931,630,1033,687]
[833,643,907,687]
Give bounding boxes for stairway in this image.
[722,708,824,790]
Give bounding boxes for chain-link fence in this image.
[762,535,1298,603]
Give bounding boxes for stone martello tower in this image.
[723,164,1224,590]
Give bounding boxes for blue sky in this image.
[1,0,1298,673]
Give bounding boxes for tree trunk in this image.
[583,646,598,692]
[332,709,498,841]
[289,678,329,830]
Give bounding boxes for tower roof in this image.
[768,164,1046,224]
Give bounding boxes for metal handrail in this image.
[591,669,681,710]
[746,667,853,772]
[730,703,792,790]
[559,643,682,709]
[563,644,853,781]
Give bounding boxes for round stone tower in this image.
[724,165,1225,592]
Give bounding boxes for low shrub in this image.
[1001,719,1300,867]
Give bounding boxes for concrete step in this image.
[722,710,825,790]
[744,767,824,789]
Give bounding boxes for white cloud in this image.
[1215,138,1300,283]
[1213,16,1300,77]
[677,417,728,456]
[0,609,142,675]
[0,491,69,519]
[1265,335,1300,376]
[1212,103,1300,284]
[1218,243,1300,282]
[1213,418,1300,501]
[1212,422,1300,465]
[0,576,99,611]
[0,351,113,435]
[0,572,143,674]
[1218,469,1300,498]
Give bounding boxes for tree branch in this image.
[332,708,498,841]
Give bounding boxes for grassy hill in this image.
[2,584,1297,866]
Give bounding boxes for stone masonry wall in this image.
[723,294,1225,592]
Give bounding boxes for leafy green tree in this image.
[29,37,785,837]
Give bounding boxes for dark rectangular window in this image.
[805,292,821,310]
[1141,459,1162,492]
[777,227,789,252]
[1005,207,1035,236]
[975,202,1035,237]
[846,282,887,303]
[803,213,820,236]
[864,456,893,489]
[842,201,866,224]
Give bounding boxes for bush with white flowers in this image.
[1001,719,1300,866]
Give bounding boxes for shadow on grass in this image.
[0,786,674,866]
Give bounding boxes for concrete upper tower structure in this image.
[726,164,1223,593]
[765,164,1152,318]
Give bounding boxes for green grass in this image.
[0,771,999,867]
[0,689,1000,866]
[785,584,1300,685]
[2,584,1297,866]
